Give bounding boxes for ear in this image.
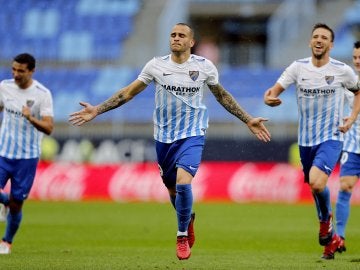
[190,39,195,48]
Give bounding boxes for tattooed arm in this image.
[208,83,252,123]
[208,83,271,142]
[69,80,147,126]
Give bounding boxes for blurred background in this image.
[1,0,360,202]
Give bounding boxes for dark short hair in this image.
[13,53,36,71]
[312,23,335,42]
[355,41,360,49]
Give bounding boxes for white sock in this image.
[177,231,188,237]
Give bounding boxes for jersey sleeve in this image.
[343,65,359,91]
[40,90,54,117]
[137,58,155,85]
[277,61,298,89]
[205,59,219,86]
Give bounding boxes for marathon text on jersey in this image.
[162,84,200,96]
[300,88,336,96]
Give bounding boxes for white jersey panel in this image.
[137,54,218,143]
[277,57,358,146]
[0,79,54,159]
[343,79,360,153]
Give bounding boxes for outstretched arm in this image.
[208,83,271,142]
[264,83,285,107]
[69,80,147,126]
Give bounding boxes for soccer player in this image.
[263,23,360,260]
[334,40,360,254]
[0,53,54,254]
[69,22,271,260]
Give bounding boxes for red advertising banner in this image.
[19,161,360,203]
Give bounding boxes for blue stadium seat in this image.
[23,9,60,38]
[331,0,360,60]
[0,0,139,62]
[59,31,94,61]
[76,0,140,16]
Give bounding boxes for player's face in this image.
[353,47,360,74]
[170,25,195,54]
[12,61,34,89]
[309,28,333,60]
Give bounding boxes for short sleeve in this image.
[343,65,359,90]
[277,61,298,89]
[137,58,155,85]
[205,59,219,86]
[40,91,54,117]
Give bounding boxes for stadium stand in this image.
[0,0,140,61]
[331,0,360,59]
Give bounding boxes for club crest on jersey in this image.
[189,71,199,81]
[325,76,334,85]
[26,99,34,107]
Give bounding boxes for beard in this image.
[312,47,327,60]
[313,53,323,60]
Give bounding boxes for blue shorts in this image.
[156,136,205,189]
[299,140,343,183]
[340,151,360,177]
[0,156,39,201]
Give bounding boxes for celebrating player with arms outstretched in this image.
[69,22,271,260]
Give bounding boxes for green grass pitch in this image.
[1,201,360,269]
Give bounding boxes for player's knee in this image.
[309,181,326,193]
[339,181,354,193]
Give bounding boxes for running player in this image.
[0,53,54,254]
[334,40,360,255]
[69,22,271,260]
[264,23,360,260]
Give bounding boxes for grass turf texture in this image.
[1,201,360,269]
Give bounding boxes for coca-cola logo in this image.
[25,161,360,204]
[108,164,169,202]
[31,163,86,200]
[228,163,300,202]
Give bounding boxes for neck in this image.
[19,79,33,89]
[171,51,191,64]
[312,55,330,68]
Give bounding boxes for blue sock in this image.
[0,192,9,205]
[3,211,22,244]
[175,184,193,233]
[335,190,351,239]
[312,186,331,221]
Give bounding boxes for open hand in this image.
[69,102,98,126]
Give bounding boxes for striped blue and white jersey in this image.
[343,78,360,154]
[0,79,54,159]
[278,57,358,146]
[137,54,218,143]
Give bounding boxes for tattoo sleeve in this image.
[208,84,251,123]
[97,91,127,114]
